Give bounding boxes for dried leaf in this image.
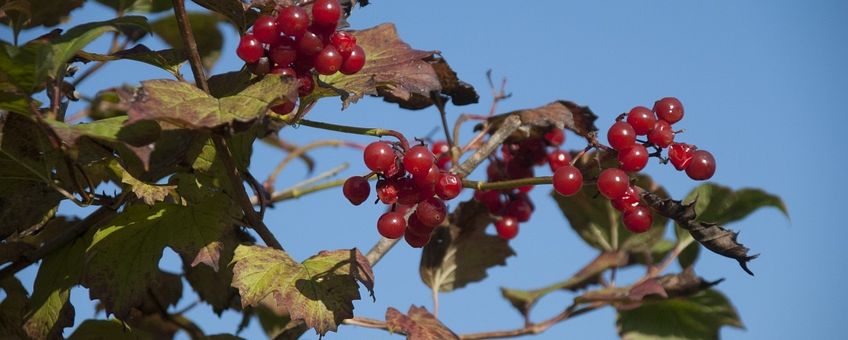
[385,306,458,340]
[380,55,479,110]
[484,101,599,142]
[420,200,515,292]
[230,245,375,336]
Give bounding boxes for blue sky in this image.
[4,0,848,339]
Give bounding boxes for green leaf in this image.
[182,227,247,315]
[0,277,28,338]
[191,0,256,32]
[315,23,442,109]
[127,77,298,130]
[553,169,669,253]
[23,223,89,339]
[82,193,239,318]
[48,16,151,80]
[684,183,788,225]
[230,245,375,336]
[76,45,187,79]
[420,200,515,292]
[151,13,222,70]
[254,304,308,339]
[500,251,627,317]
[617,289,743,340]
[107,160,176,205]
[95,0,173,13]
[0,0,84,30]
[385,306,458,340]
[69,319,155,340]
[46,116,161,149]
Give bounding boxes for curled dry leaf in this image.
[385,305,458,340]
[482,100,599,143]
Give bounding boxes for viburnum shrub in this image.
[0,1,788,339]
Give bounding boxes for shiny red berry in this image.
[342,176,369,205]
[330,31,357,55]
[376,178,398,204]
[474,190,503,213]
[270,99,295,115]
[685,150,716,180]
[407,212,434,237]
[647,120,674,148]
[626,106,656,135]
[547,149,572,172]
[404,227,431,248]
[597,168,629,200]
[416,196,447,227]
[377,212,406,239]
[495,216,519,240]
[544,128,565,146]
[611,186,640,212]
[553,165,583,196]
[312,0,341,27]
[340,45,366,75]
[269,38,297,66]
[618,144,649,172]
[435,172,461,200]
[653,97,684,124]
[364,141,397,173]
[431,140,450,156]
[276,6,309,37]
[396,177,421,205]
[236,34,263,63]
[506,199,533,222]
[252,15,279,44]
[297,30,324,56]
[297,74,314,96]
[607,121,637,150]
[623,206,653,233]
[668,143,696,171]
[403,145,434,178]
[314,45,342,75]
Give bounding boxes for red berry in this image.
[623,206,653,233]
[685,150,716,180]
[252,15,279,44]
[297,73,314,96]
[495,216,519,240]
[435,155,451,170]
[377,212,406,239]
[416,197,446,227]
[276,6,309,37]
[376,178,398,204]
[414,163,440,188]
[668,143,696,171]
[297,30,324,56]
[617,144,649,172]
[236,34,263,63]
[626,106,656,135]
[396,177,421,205]
[404,227,431,248]
[403,145,434,178]
[544,128,565,146]
[506,199,533,222]
[431,140,450,156]
[486,161,505,181]
[330,31,357,55]
[647,120,674,148]
[314,45,342,75]
[270,66,296,77]
[407,212,434,236]
[553,165,583,196]
[547,149,572,172]
[506,160,534,180]
[435,172,461,200]
[653,97,684,124]
[518,185,534,193]
[271,99,295,114]
[269,39,297,66]
[611,186,640,212]
[607,121,637,150]
[474,190,503,213]
[342,176,369,205]
[364,141,397,173]
[597,168,629,200]
[247,57,271,76]
[312,0,341,27]
[340,45,365,75]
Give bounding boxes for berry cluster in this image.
[552,96,716,234]
[474,128,572,240]
[235,0,366,114]
[343,141,463,248]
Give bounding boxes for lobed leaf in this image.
[230,245,375,336]
[385,306,458,340]
[151,13,222,70]
[76,44,187,79]
[484,100,599,142]
[617,289,742,340]
[420,200,515,293]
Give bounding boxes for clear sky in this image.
[4,0,848,339]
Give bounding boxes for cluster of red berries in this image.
[342,140,463,248]
[235,0,366,114]
[551,96,716,234]
[474,128,572,240]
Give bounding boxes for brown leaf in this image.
[385,306,458,340]
[641,190,759,275]
[381,55,479,110]
[483,101,599,143]
[420,200,515,292]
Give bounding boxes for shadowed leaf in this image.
[385,306,458,340]
[191,0,255,32]
[420,200,515,292]
[230,245,375,336]
[617,289,742,340]
[96,0,173,13]
[0,277,28,338]
[0,0,83,30]
[69,319,155,339]
[152,13,222,69]
[76,44,187,78]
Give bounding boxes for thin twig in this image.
[365,237,401,266]
[458,302,605,340]
[268,178,346,203]
[148,289,205,340]
[171,0,208,92]
[461,177,552,191]
[453,115,521,176]
[290,118,410,151]
[264,140,349,191]
[342,317,398,333]
[432,93,454,150]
